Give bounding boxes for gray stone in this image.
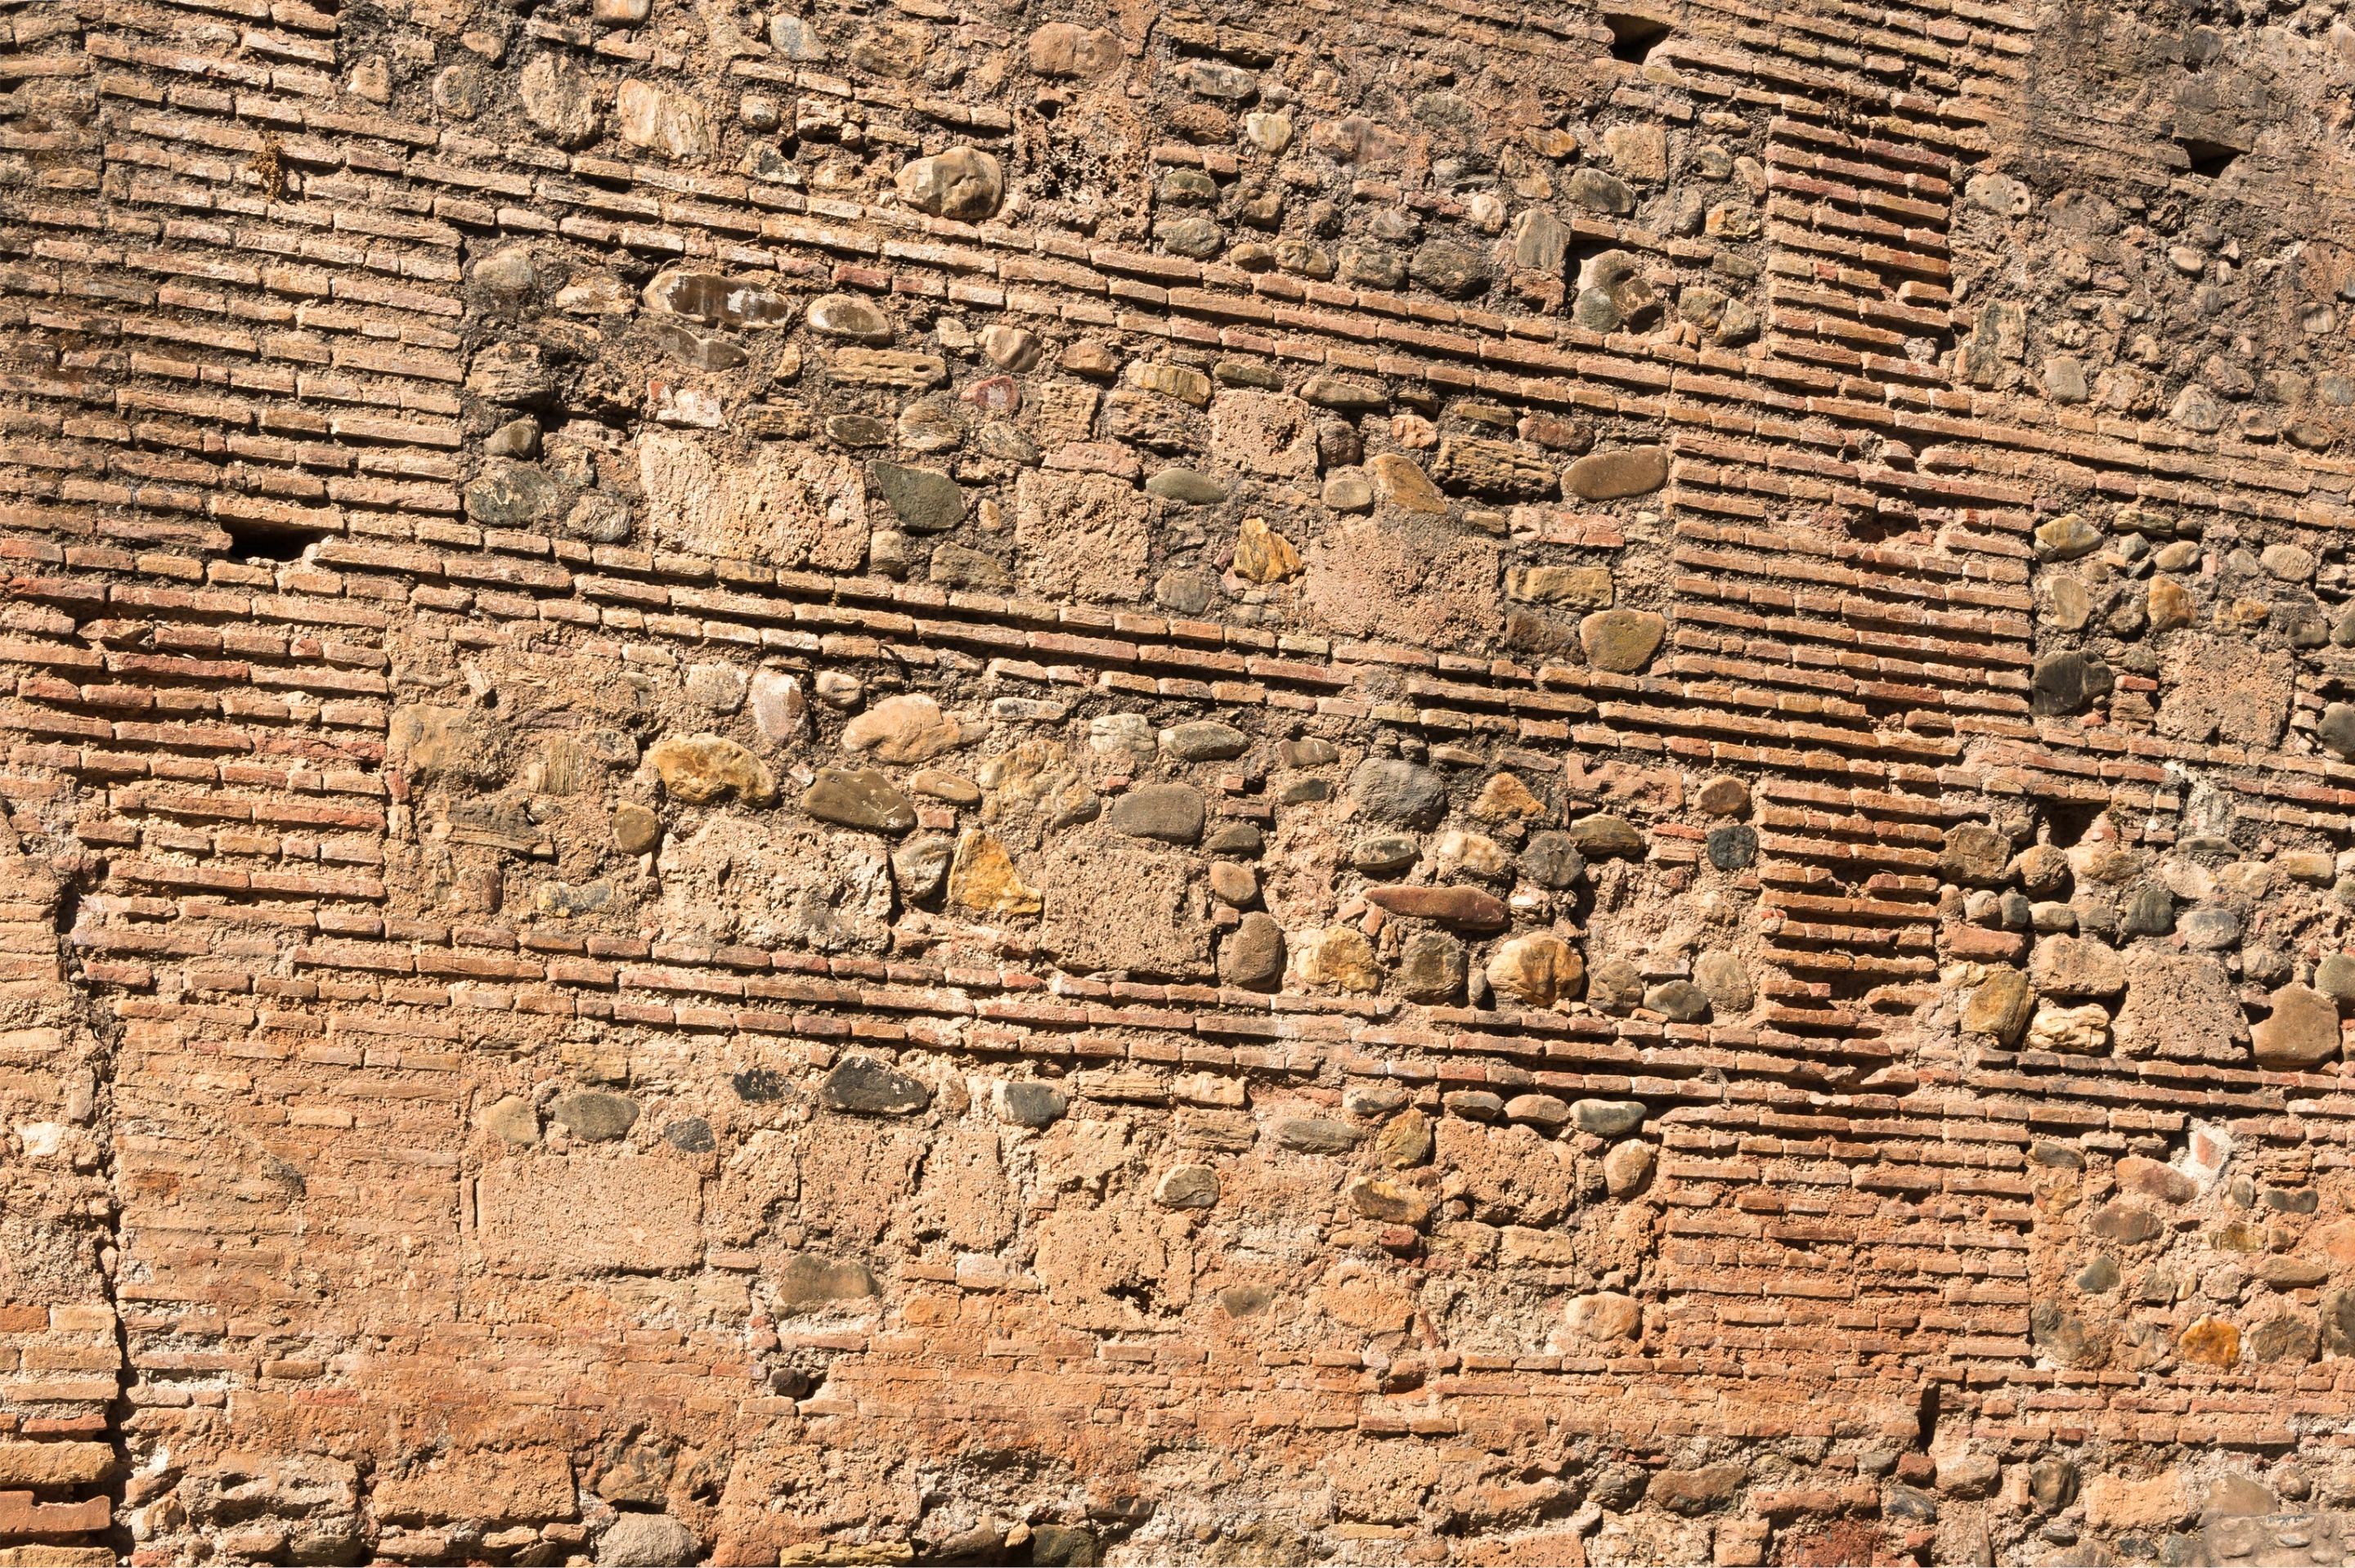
[464,461,564,527]
[1272,1117,1365,1154]
[1219,912,1285,991]
[1182,59,1258,98]
[1156,217,1226,258]
[663,1118,713,1153]
[1109,783,1205,844]
[806,293,894,343]
[1146,468,1227,504]
[801,768,916,833]
[2253,983,2341,1068]
[769,12,828,59]
[772,1252,880,1308]
[1348,759,1447,827]
[890,834,955,901]
[895,146,1003,222]
[1395,931,1465,1002]
[1352,834,1421,874]
[1565,814,1644,859]
[599,1513,698,1567]
[1564,446,1669,500]
[2178,906,2241,950]
[2317,953,2355,1001]
[550,1092,639,1142]
[1154,1164,1221,1210]
[1505,1093,1572,1129]
[1572,1099,1646,1137]
[1883,1485,1939,1523]
[1445,1091,1505,1121]
[821,1055,931,1114]
[1164,721,1250,760]
[2075,1255,2120,1293]
[994,1081,1067,1127]
[1586,956,1643,1012]
[867,461,966,533]
[1644,980,1709,1023]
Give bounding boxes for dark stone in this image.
[821,1055,931,1114]
[997,1081,1066,1128]
[1348,759,1447,827]
[867,461,967,532]
[1409,240,1492,298]
[1218,1284,1272,1318]
[731,1067,788,1102]
[2262,1185,2320,1214]
[1705,824,1757,871]
[2030,651,2114,716]
[2250,1314,2317,1364]
[1883,1484,1940,1523]
[2029,1460,2079,1513]
[826,414,893,447]
[2121,883,2176,936]
[2321,701,2355,759]
[2028,1139,2084,1168]
[1030,1525,1101,1567]
[1155,217,1225,258]
[663,1117,715,1152]
[1109,783,1206,844]
[1587,1463,1648,1511]
[1519,831,1587,889]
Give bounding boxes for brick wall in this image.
[7,0,2355,1559]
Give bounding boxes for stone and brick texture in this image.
[7,0,2355,1559]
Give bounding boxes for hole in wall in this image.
[1602,11,1672,64]
[219,518,324,563]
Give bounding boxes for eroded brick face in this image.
[6,0,2355,1561]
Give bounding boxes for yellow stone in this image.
[1472,771,1546,821]
[2178,1315,2241,1368]
[1232,516,1302,584]
[946,830,1041,918]
[2147,576,2195,633]
[1485,933,1583,1006]
[1366,452,1447,513]
[1294,925,1379,992]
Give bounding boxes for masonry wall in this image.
[7,0,2355,1561]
